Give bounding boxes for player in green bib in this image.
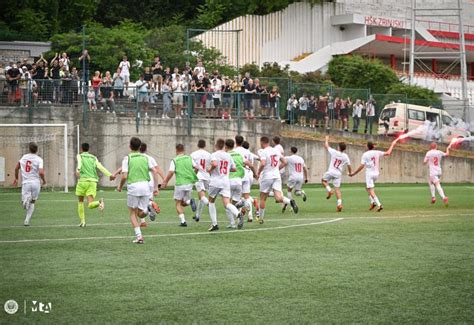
[75,143,115,227]
[227,139,249,229]
[161,143,198,227]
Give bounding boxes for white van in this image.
[377,103,470,144]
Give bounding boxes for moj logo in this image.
[31,301,52,314]
[4,300,19,315]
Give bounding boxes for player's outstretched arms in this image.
[347,164,353,177]
[161,171,174,189]
[117,172,127,192]
[350,164,364,177]
[112,167,122,178]
[384,140,397,156]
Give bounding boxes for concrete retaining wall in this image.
[0,107,472,187]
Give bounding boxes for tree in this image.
[327,55,400,94]
[388,83,441,107]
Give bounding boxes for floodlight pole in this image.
[458,0,470,123]
[409,0,416,85]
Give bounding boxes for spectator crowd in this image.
[0,50,377,133]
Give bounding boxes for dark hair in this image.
[260,136,270,144]
[215,138,225,150]
[29,142,38,154]
[81,143,89,152]
[130,137,141,151]
[242,141,250,149]
[139,143,147,153]
[198,139,206,149]
[176,144,184,152]
[235,135,244,146]
[367,141,375,150]
[339,142,346,152]
[272,136,281,145]
[290,146,297,154]
[225,139,235,149]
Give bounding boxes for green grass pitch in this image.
[1,184,473,323]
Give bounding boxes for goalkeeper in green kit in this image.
[75,143,116,227]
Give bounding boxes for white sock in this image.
[134,226,142,238]
[197,196,209,217]
[259,208,265,220]
[185,199,191,206]
[429,183,436,197]
[246,198,253,216]
[226,203,239,217]
[282,197,291,205]
[295,191,301,196]
[337,199,342,206]
[287,191,293,199]
[325,185,332,192]
[25,203,35,224]
[209,203,218,226]
[435,184,446,199]
[369,195,375,204]
[225,207,235,226]
[373,196,381,206]
[178,213,186,223]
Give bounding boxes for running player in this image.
[257,136,297,224]
[161,144,198,227]
[228,138,248,229]
[234,136,257,222]
[117,137,159,244]
[190,139,212,222]
[207,138,240,231]
[424,142,450,206]
[75,142,115,227]
[321,136,352,212]
[270,136,285,197]
[13,142,46,226]
[350,141,396,211]
[283,146,308,212]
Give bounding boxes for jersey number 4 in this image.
[200,159,206,170]
[25,160,32,173]
[219,160,229,174]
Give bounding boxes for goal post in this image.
[0,124,69,193]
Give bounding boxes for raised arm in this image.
[350,164,364,177]
[384,141,397,156]
[324,135,330,150]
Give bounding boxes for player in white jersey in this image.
[351,141,396,211]
[13,142,46,226]
[271,136,285,197]
[257,136,298,224]
[190,139,212,222]
[234,136,257,221]
[283,146,308,212]
[322,136,352,212]
[424,142,450,206]
[207,139,240,231]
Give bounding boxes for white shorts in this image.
[173,94,183,105]
[22,182,41,202]
[174,184,193,201]
[322,172,341,188]
[365,173,379,189]
[287,177,304,191]
[121,74,130,83]
[195,179,209,193]
[208,183,231,199]
[127,195,148,212]
[230,179,243,202]
[259,178,282,194]
[242,176,252,194]
[429,173,441,184]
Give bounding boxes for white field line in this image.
[0,218,344,244]
[0,213,472,230]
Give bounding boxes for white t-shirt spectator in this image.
[119,60,130,76]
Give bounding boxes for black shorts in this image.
[213,98,220,106]
[316,111,326,120]
[340,109,348,119]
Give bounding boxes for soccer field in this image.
[1,184,473,323]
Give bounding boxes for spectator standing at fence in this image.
[164,67,172,81]
[254,79,263,117]
[79,49,91,91]
[118,56,131,94]
[87,88,96,111]
[6,63,21,104]
[194,60,205,78]
[60,66,73,104]
[42,67,53,103]
[205,83,214,118]
[365,97,376,134]
[152,56,163,89]
[316,95,329,129]
[327,93,335,128]
[181,74,190,115]
[59,52,70,71]
[144,67,153,83]
[286,94,298,123]
[308,95,317,128]
[211,78,221,118]
[70,67,80,101]
[269,86,280,119]
[0,63,6,98]
[172,67,180,81]
[99,71,115,114]
[352,99,363,133]
[340,97,350,131]
[162,79,172,119]
[221,77,232,119]
[92,71,102,101]
[298,94,309,127]
[113,67,124,98]
[135,74,150,118]
[50,59,61,103]
[19,66,32,107]
[172,74,184,119]
[244,79,256,120]
[334,97,341,130]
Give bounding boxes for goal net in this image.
[0,124,70,193]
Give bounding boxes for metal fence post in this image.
[237,92,242,134]
[187,91,192,136]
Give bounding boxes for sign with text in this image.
[364,16,405,29]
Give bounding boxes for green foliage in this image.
[388,83,442,107]
[195,0,229,29]
[327,55,400,94]
[12,8,50,40]
[239,63,261,78]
